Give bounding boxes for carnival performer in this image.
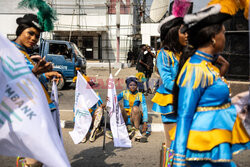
[151,12,188,146]
[117,76,148,141]
[14,13,60,167]
[171,4,250,167]
[13,1,60,166]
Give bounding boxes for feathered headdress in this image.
[158,0,191,39]
[172,0,191,18]
[18,0,57,32]
[181,4,231,33]
[208,0,249,19]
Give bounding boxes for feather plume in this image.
[208,0,249,19]
[18,0,57,32]
[172,0,191,17]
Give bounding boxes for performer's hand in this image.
[30,55,42,63]
[142,122,147,133]
[32,57,52,75]
[45,71,62,84]
[101,103,106,109]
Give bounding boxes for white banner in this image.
[0,34,70,166]
[69,71,99,144]
[51,80,63,142]
[107,74,131,148]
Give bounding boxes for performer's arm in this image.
[117,91,124,101]
[141,94,148,123]
[157,51,174,92]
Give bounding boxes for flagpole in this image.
[103,59,111,150]
[103,108,107,151]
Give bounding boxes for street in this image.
[0,66,249,167]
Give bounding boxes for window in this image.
[49,43,71,60]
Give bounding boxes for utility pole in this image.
[116,0,120,63]
[78,0,81,29]
[140,0,146,23]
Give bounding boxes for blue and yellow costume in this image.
[170,50,250,167]
[12,41,56,111]
[152,49,180,123]
[117,90,148,124]
[89,93,103,116]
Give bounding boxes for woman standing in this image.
[12,13,61,112]
[151,15,187,147]
[13,13,61,167]
[171,5,250,167]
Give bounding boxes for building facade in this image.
[0,0,142,63]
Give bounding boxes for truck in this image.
[39,39,87,89]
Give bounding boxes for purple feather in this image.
[172,0,191,17]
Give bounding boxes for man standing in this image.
[127,49,133,64]
[136,44,146,73]
[137,45,155,95]
[143,45,155,94]
[136,44,147,93]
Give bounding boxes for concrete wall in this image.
[141,23,159,45]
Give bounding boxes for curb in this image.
[60,120,164,132]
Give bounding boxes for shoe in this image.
[126,125,133,132]
[152,88,156,94]
[81,136,87,143]
[89,127,104,142]
[144,92,148,96]
[148,88,152,94]
[134,129,142,141]
[96,127,104,136]
[105,130,113,139]
[128,127,136,139]
[89,128,99,142]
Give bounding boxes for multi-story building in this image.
[0,0,142,63]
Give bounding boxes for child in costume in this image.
[117,76,148,141]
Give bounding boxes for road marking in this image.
[114,68,121,76]
[60,109,160,115]
[60,120,164,132]
[228,81,249,85]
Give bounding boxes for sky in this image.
[145,0,210,15]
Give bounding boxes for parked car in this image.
[39,39,87,89]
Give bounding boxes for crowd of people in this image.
[1,0,249,167]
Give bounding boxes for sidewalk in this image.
[87,60,131,69]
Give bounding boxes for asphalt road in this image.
[0,67,249,167]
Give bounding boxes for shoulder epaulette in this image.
[161,50,176,67]
[177,58,219,89]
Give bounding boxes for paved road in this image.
[0,67,249,166]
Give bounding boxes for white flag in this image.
[107,74,131,148]
[51,79,63,142]
[69,71,99,144]
[0,34,70,166]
